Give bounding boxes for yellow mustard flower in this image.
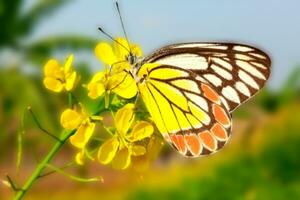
[43,54,78,92]
[87,70,137,103]
[60,104,102,164]
[87,38,142,104]
[95,37,143,72]
[97,104,154,170]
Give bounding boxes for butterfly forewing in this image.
[143,43,271,112]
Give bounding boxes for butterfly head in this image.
[127,52,138,65]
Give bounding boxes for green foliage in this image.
[0,0,99,68]
[257,67,300,112]
[25,36,99,65]
[0,0,70,46]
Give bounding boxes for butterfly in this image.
[132,42,271,157]
[100,3,271,157]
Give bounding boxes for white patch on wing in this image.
[235,81,251,97]
[222,86,241,103]
[173,44,228,50]
[235,54,253,61]
[236,60,266,80]
[196,76,207,83]
[220,96,230,111]
[185,92,208,112]
[212,58,232,70]
[238,70,259,89]
[249,52,267,59]
[211,64,232,80]
[157,54,208,70]
[233,46,253,52]
[250,62,267,69]
[203,74,222,86]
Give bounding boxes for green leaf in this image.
[46,164,102,183]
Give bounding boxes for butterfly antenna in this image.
[97,27,130,53]
[115,1,133,55]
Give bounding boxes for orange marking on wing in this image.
[211,123,227,140]
[171,134,187,154]
[199,130,216,151]
[201,83,220,103]
[212,104,230,126]
[185,134,201,156]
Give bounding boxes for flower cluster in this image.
[42,38,161,170]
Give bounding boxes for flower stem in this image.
[14,130,75,200]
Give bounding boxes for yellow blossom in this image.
[87,38,142,104]
[87,70,137,101]
[60,105,102,157]
[43,54,78,92]
[97,104,154,170]
[95,37,143,72]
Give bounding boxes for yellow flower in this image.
[60,105,102,149]
[87,70,137,101]
[97,104,154,170]
[87,38,141,103]
[95,37,143,72]
[43,54,78,92]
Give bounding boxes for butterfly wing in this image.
[137,63,232,157]
[137,43,271,157]
[142,43,271,112]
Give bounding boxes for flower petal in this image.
[43,77,63,92]
[111,62,131,73]
[131,145,146,156]
[98,138,119,164]
[70,121,95,149]
[114,37,130,61]
[90,71,105,83]
[112,147,131,170]
[75,150,85,165]
[115,103,135,134]
[95,42,117,65]
[87,72,105,99]
[130,121,154,141]
[65,71,77,91]
[131,44,143,57]
[111,71,138,99]
[64,54,74,74]
[44,59,62,78]
[87,82,105,99]
[60,109,83,130]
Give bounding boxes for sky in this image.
[26,0,300,89]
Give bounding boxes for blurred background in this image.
[1,0,300,199]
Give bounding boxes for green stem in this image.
[104,92,109,109]
[14,130,75,200]
[68,92,73,107]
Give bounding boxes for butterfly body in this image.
[125,42,270,157]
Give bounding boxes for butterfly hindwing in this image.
[137,64,232,157]
[143,43,271,112]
